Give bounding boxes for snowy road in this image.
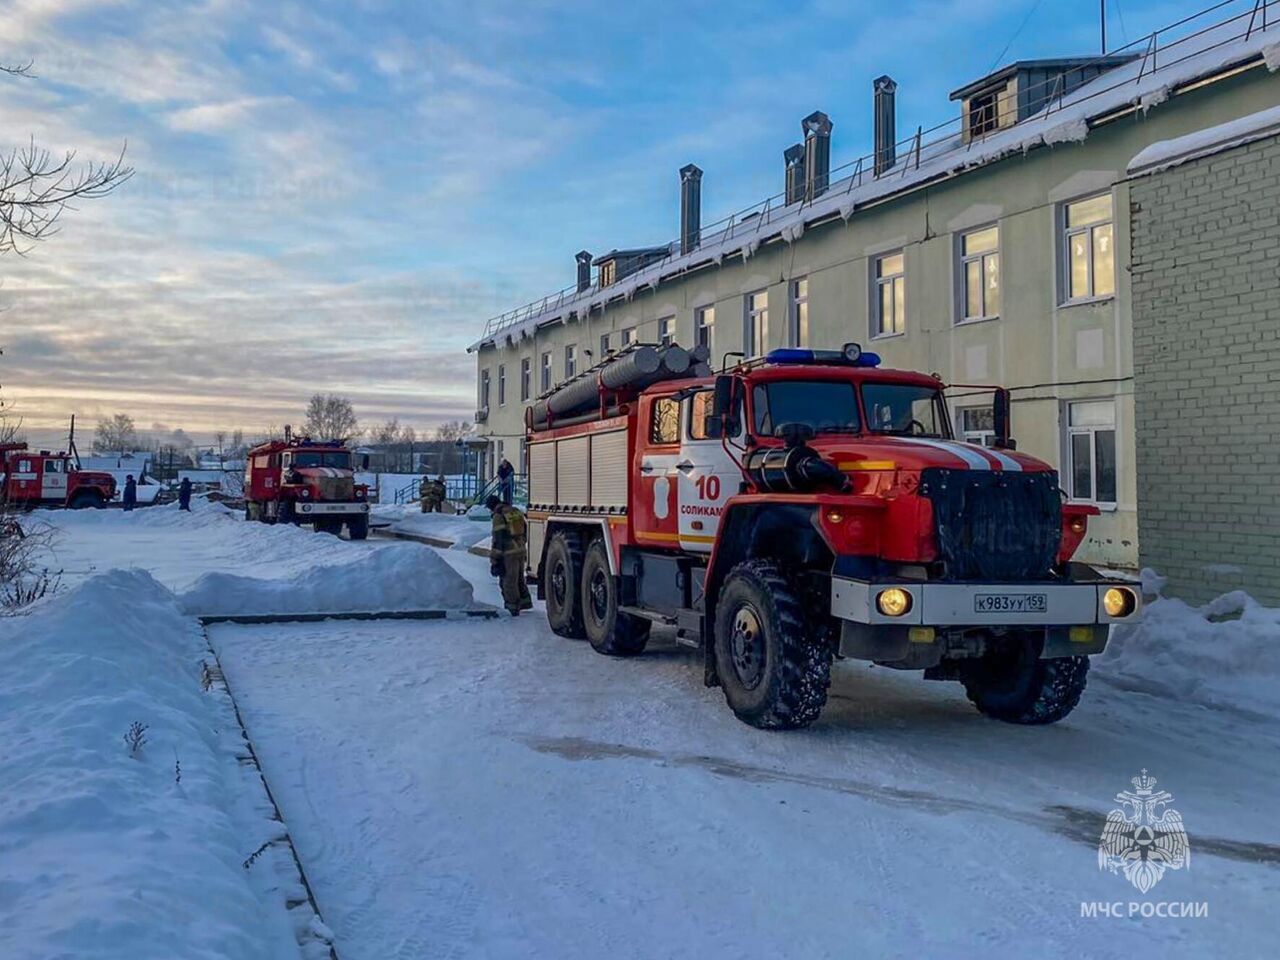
[211,550,1280,960]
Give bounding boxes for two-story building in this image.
[470,3,1280,570]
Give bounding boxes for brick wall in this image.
[1129,132,1280,605]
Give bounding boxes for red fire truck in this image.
[524,342,1140,729]
[243,433,371,539]
[1,443,117,509]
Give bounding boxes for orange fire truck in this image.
[524,342,1140,729]
[1,443,116,509]
[243,432,370,539]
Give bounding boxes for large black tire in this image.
[313,518,340,535]
[347,513,369,541]
[543,531,586,638]
[69,491,104,510]
[581,539,649,656]
[713,559,833,729]
[958,634,1089,724]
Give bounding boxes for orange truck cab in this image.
[1,443,116,509]
[243,437,371,539]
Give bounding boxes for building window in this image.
[967,89,999,139]
[650,397,680,445]
[745,290,768,357]
[600,333,611,357]
[872,251,905,337]
[658,316,674,346]
[696,305,714,354]
[497,364,506,406]
[1066,399,1117,506]
[520,357,531,401]
[565,344,577,379]
[599,260,616,287]
[622,327,636,347]
[959,226,1000,322]
[540,351,552,392]
[480,369,491,410]
[957,405,994,446]
[1063,194,1115,302]
[790,278,809,347]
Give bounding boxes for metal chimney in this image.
[575,250,592,292]
[802,111,832,200]
[784,143,805,205]
[679,163,702,255]
[874,75,897,176]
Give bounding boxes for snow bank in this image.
[371,505,492,549]
[0,571,302,960]
[181,542,475,617]
[1096,587,1280,718]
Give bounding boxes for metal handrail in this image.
[477,0,1277,344]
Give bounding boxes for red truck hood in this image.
[818,436,1047,474]
[295,466,354,479]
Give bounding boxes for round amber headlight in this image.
[876,588,913,617]
[1103,587,1136,618]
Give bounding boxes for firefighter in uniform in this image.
[420,475,446,513]
[486,493,532,615]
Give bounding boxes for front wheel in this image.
[958,634,1089,724]
[543,532,585,638]
[347,513,369,540]
[581,539,649,656]
[69,491,104,510]
[713,559,832,729]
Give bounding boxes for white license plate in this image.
[974,593,1048,614]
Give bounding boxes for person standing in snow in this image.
[122,475,137,512]
[178,477,192,511]
[486,493,532,615]
[496,458,515,505]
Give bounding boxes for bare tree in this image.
[0,347,21,445]
[93,412,137,455]
[435,420,475,443]
[302,394,358,440]
[0,61,133,255]
[372,417,401,445]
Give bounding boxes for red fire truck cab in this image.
[243,436,371,539]
[525,342,1141,729]
[1,443,116,509]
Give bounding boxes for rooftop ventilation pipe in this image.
[874,75,897,176]
[802,111,832,200]
[575,250,592,292]
[784,143,805,205]
[679,163,702,256]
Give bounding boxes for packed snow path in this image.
[211,553,1280,960]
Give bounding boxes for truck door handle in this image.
[639,463,654,474]
[676,461,695,472]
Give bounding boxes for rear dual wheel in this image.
[544,532,586,638]
[581,540,649,656]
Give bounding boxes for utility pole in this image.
[1101,0,1107,54]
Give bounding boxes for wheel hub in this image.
[589,569,609,620]
[551,561,567,606]
[730,604,765,689]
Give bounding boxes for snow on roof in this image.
[472,3,1280,353]
[947,55,1140,101]
[1128,101,1280,173]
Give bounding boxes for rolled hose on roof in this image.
[527,343,698,430]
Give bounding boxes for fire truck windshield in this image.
[862,383,950,437]
[752,381,861,436]
[292,451,351,469]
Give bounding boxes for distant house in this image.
[80,451,154,475]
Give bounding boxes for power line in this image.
[988,0,1048,73]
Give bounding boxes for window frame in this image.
[1064,398,1118,509]
[480,369,491,410]
[744,289,769,358]
[871,250,906,339]
[956,225,1001,324]
[599,333,611,357]
[657,316,675,347]
[540,351,553,392]
[789,277,809,347]
[520,357,531,402]
[564,343,577,379]
[621,327,637,347]
[1059,192,1116,305]
[649,396,681,446]
[695,305,715,355]
[955,404,995,447]
[497,364,506,406]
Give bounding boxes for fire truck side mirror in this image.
[360,454,370,471]
[992,388,1015,450]
[709,375,736,439]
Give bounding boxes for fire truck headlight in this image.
[1102,587,1136,618]
[299,488,310,498]
[824,508,844,524]
[876,588,912,618]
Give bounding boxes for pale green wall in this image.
[473,64,1280,569]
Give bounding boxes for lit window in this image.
[599,261,616,287]
[540,351,552,392]
[650,397,680,444]
[1066,399,1117,506]
[696,305,715,354]
[497,364,506,406]
[1063,194,1115,302]
[658,316,674,346]
[745,290,768,357]
[957,405,994,446]
[958,226,1000,322]
[520,358,531,401]
[565,344,577,379]
[789,278,810,347]
[873,252,905,337]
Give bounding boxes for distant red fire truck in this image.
[243,433,370,539]
[1,443,116,509]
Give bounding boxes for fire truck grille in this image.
[318,477,354,501]
[919,468,1062,581]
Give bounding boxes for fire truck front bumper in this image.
[293,502,370,517]
[829,576,1141,659]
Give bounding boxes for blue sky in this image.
[0,0,1186,447]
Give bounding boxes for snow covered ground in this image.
[371,504,492,551]
[6,505,1280,959]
